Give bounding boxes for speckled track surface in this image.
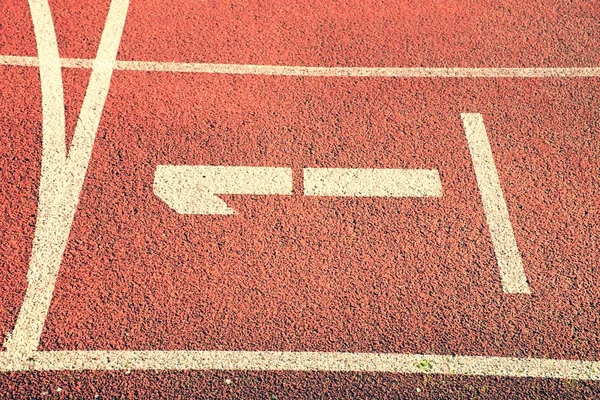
[1,0,599,397]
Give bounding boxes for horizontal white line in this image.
[0,351,599,380]
[113,62,600,77]
[2,55,600,77]
[0,55,93,68]
[303,168,442,197]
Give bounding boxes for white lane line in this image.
[154,165,293,214]
[2,55,600,77]
[4,0,130,358]
[113,62,600,77]
[303,168,442,197]
[0,351,598,380]
[3,0,68,358]
[0,55,40,67]
[462,114,531,294]
[0,55,93,68]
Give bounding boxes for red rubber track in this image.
[1,0,600,397]
[118,0,600,67]
[2,371,600,398]
[35,75,600,358]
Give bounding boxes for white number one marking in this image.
[5,2,529,361]
[462,113,530,294]
[155,114,531,295]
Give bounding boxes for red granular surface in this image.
[1,0,599,397]
[31,75,598,359]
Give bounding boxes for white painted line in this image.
[0,350,598,380]
[0,55,39,67]
[303,168,442,197]
[65,0,129,182]
[0,55,93,68]
[60,58,94,69]
[2,55,600,77]
[462,114,531,294]
[154,165,293,214]
[0,3,584,380]
[3,0,69,358]
[4,0,130,358]
[113,62,600,77]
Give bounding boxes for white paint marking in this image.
[462,114,531,294]
[113,62,600,78]
[0,55,93,68]
[0,55,40,67]
[2,55,600,77]
[154,165,293,214]
[303,168,442,197]
[0,351,598,380]
[3,0,68,359]
[4,0,130,358]
[0,6,584,378]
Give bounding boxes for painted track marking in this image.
[462,114,530,294]
[0,0,594,380]
[4,0,130,358]
[3,0,67,358]
[154,165,293,214]
[0,351,599,381]
[303,168,442,197]
[2,55,600,77]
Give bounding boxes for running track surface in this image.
[1,0,600,397]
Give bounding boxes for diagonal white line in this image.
[65,0,129,174]
[462,114,531,294]
[4,0,130,358]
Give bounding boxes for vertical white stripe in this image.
[4,0,130,357]
[462,113,531,294]
[3,0,68,358]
